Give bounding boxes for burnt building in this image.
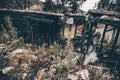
[0,9,86,46]
[0,9,64,45]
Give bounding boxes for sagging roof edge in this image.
[0,9,86,17]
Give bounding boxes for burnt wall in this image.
[0,10,61,45]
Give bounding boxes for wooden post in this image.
[111,28,116,43]
[67,24,72,47]
[60,23,65,38]
[66,17,74,47]
[99,24,108,52]
[30,26,34,45]
[86,22,93,54]
[88,22,93,43]
[62,25,65,37]
[74,24,77,37]
[110,28,120,54]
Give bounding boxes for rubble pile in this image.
[0,44,119,80]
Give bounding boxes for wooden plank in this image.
[65,13,86,17]
[0,9,64,17]
[110,28,120,54]
[99,24,108,52]
[89,10,120,18]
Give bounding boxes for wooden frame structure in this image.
[0,9,64,45]
[63,13,86,38]
[0,9,86,45]
[88,10,120,55]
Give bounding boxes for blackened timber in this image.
[106,28,116,32]
[98,17,120,27]
[99,25,108,52]
[65,13,86,17]
[30,26,34,45]
[89,10,120,27]
[89,10,120,18]
[74,24,77,37]
[0,9,64,17]
[111,28,120,54]
[24,16,54,23]
[0,9,85,17]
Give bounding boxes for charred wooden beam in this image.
[65,13,86,17]
[106,28,116,32]
[30,26,34,45]
[89,10,120,27]
[87,22,93,45]
[0,9,86,18]
[110,28,120,54]
[99,24,108,52]
[74,24,77,37]
[89,10,120,18]
[97,17,120,27]
[0,9,64,17]
[24,16,54,23]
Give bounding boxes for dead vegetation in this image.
[0,15,120,80]
[0,42,119,80]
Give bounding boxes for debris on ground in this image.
[0,43,119,80]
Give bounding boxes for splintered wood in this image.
[37,69,45,80]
